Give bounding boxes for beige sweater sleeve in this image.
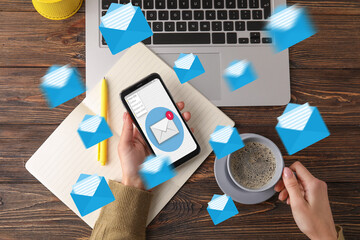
[90,180,345,240]
[336,225,345,240]
[90,180,152,240]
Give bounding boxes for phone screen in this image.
[124,78,197,164]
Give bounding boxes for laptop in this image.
[86,0,290,106]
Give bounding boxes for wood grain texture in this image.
[0,184,89,240]
[0,68,359,125]
[0,67,85,124]
[0,181,359,239]
[0,124,359,184]
[289,14,360,69]
[0,12,85,67]
[289,0,360,15]
[0,0,360,239]
[147,175,360,240]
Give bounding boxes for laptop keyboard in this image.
[100,0,272,46]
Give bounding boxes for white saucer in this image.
[214,155,276,205]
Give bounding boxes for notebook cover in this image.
[26,43,234,228]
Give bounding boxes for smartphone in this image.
[120,73,200,167]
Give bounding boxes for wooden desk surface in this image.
[0,1,359,239]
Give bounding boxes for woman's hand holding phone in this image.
[118,101,192,190]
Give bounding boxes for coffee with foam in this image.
[229,142,276,190]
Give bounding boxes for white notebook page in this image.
[26,43,234,228]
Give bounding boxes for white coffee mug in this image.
[227,133,284,193]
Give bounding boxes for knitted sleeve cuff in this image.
[90,180,152,240]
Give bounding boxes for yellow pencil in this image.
[99,78,108,166]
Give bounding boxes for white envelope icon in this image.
[141,155,168,173]
[208,194,229,210]
[174,53,195,70]
[42,64,71,88]
[150,117,179,144]
[277,103,312,131]
[225,60,249,77]
[72,174,101,196]
[210,126,234,143]
[101,3,136,30]
[79,115,102,133]
[269,5,302,30]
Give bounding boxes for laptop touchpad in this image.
[159,53,221,101]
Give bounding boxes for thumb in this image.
[120,112,133,145]
[283,167,306,207]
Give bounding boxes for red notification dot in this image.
[166,111,174,120]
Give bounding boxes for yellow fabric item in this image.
[90,181,152,240]
[32,0,83,20]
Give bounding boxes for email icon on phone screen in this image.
[150,115,179,144]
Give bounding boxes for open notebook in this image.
[26,43,234,228]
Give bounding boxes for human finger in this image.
[298,182,305,198]
[282,181,305,203]
[282,167,307,207]
[133,127,151,154]
[176,101,185,111]
[289,161,315,188]
[120,112,134,146]
[133,127,145,144]
[274,179,285,192]
[182,111,191,122]
[278,188,289,201]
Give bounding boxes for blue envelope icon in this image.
[223,60,258,91]
[139,155,176,190]
[266,5,316,52]
[77,115,113,149]
[173,53,205,84]
[276,103,330,155]
[207,194,239,225]
[40,65,85,108]
[209,125,244,159]
[100,3,153,55]
[70,174,115,217]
